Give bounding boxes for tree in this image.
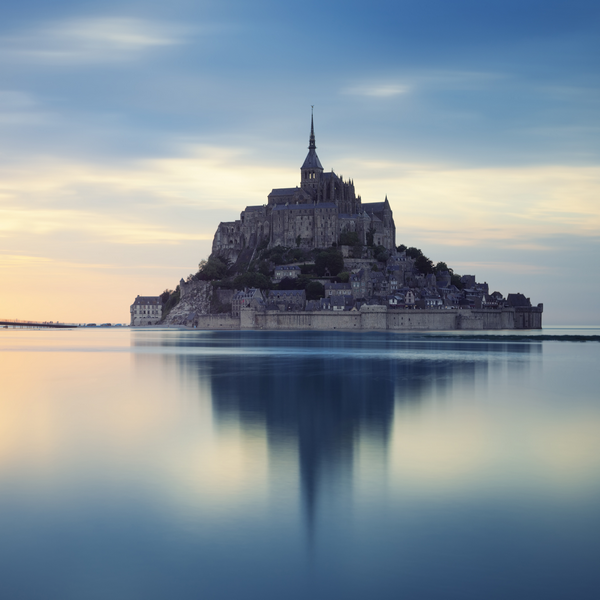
[405,247,433,274]
[233,272,271,290]
[397,244,407,252]
[434,261,453,274]
[451,273,464,290]
[197,255,229,281]
[306,281,325,300]
[278,277,297,290]
[339,231,360,246]
[406,247,423,260]
[415,254,434,275]
[257,260,271,276]
[315,249,344,276]
[374,245,389,262]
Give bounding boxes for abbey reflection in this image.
[133,331,538,531]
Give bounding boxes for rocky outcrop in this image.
[162,280,212,326]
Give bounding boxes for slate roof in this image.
[301,149,323,170]
[272,202,337,211]
[324,282,351,291]
[362,202,387,214]
[269,188,302,197]
[132,296,161,306]
[268,290,306,298]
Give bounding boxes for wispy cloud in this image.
[0,17,189,65]
[342,83,411,98]
[342,70,505,98]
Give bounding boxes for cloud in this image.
[342,83,411,98]
[0,17,189,65]
[342,70,505,98]
[341,159,600,246]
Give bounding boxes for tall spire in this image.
[301,106,323,173]
[309,105,316,150]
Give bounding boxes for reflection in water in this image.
[134,331,538,534]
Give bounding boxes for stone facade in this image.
[130,295,162,326]
[211,115,396,262]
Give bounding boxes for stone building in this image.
[211,114,396,263]
[130,295,162,326]
[232,288,265,317]
[274,265,301,281]
[267,289,306,311]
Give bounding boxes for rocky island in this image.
[130,115,543,330]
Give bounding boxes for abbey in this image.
[211,115,396,262]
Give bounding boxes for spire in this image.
[301,107,323,172]
[309,106,316,150]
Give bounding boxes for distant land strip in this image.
[425,334,600,342]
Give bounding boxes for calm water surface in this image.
[1,328,599,599]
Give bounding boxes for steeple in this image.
[309,107,316,150]
[301,107,323,192]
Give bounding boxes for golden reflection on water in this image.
[1,328,599,517]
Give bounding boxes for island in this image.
[130,114,543,330]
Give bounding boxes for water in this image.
[1,327,599,600]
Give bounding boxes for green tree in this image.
[451,273,464,290]
[374,245,389,262]
[406,247,423,260]
[233,272,272,290]
[306,281,325,300]
[434,261,453,274]
[197,256,229,281]
[415,254,434,275]
[315,249,344,276]
[278,277,297,290]
[339,231,360,246]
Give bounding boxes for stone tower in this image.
[300,109,323,194]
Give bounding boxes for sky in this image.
[0,0,598,325]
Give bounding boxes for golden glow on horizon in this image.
[1,144,599,321]
[0,348,270,511]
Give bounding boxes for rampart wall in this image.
[195,314,240,329]
[235,306,542,331]
[185,307,542,331]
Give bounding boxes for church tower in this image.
[300,108,323,195]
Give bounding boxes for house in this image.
[273,265,301,281]
[267,289,306,311]
[324,282,352,297]
[130,296,162,326]
[232,288,265,316]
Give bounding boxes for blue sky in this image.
[0,0,598,323]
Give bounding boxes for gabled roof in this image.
[269,187,302,197]
[362,202,388,214]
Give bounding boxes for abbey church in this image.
[211,115,396,262]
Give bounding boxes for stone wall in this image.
[235,307,541,331]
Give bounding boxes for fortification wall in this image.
[195,314,240,329]
[187,307,542,331]
[236,307,541,331]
